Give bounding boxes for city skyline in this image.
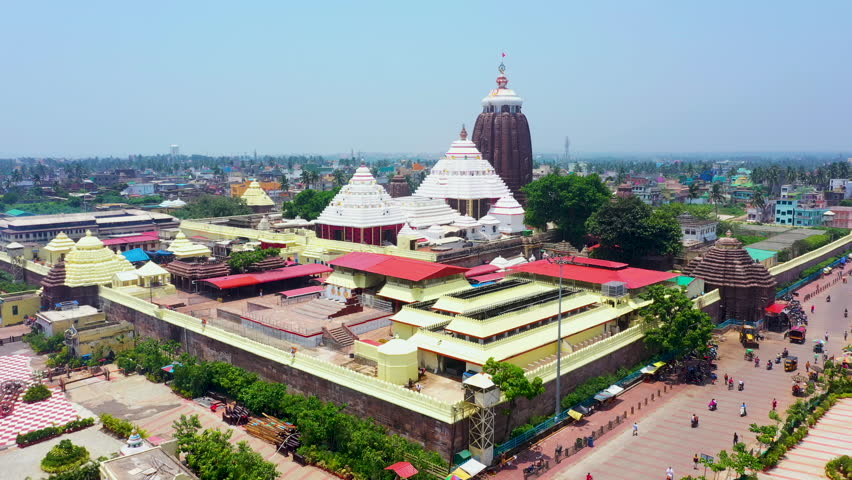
[2,1,851,157]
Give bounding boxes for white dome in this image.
[479,215,501,225]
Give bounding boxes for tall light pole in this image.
[546,242,574,419]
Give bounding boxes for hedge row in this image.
[98,413,148,439]
[825,455,851,480]
[16,417,95,446]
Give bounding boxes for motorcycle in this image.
[708,401,718,411]
[728,381,734,391]
[766,361,773,370]
[740,405,747,417]
[775,355,781,364]
[691,416,699,428]
[522,459,549,479]
[827,295,831,303]
[738,381,745,391]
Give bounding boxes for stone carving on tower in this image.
[471,60,533,204]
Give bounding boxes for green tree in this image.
[710,182,725,217]
[282,187,339,221]
[586,196,682,263]
[482,358,545,437]
[688,182,700,204]
[172,414,277,480]
[174,195,252,220]
[639,285,714,360]
[237,381,289,416]
[522,173,610,245]
[331,169,349,187]
[226,248,280,273]
[749,423,778,451]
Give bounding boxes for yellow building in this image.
[110,261,177,299]
[33,305,134,356]
[240,181,275,213]
[230,180,280,198]
[64,231,136,287]
[0,291,40,326]
[39,232,77,266]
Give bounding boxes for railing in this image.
[769,232,852,277]
[99,286,463,423]
[524,325,645,382]
[775,254,848,299]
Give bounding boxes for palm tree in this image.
[688,182,700,204]
[279,175,290,199]
[751,187,766,211]
[331,169,348,188]
[299,170,313,189]
[711,182,725,217]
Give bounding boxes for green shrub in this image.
[825,455,851,480]
[41,439,90,473]
[99,413,148,439]
[510,424,534,438]
[23,331,66,354]
[15,418,94,446]
[45,462,100,480]
[23,383,52,403]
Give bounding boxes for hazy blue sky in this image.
[1,1,850,157]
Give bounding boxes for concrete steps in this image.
[325,325,355,348]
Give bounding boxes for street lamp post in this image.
[547,252,572,419]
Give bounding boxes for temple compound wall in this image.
[769,233,852,285]
[102,297,468,457]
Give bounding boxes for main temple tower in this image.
[471,61,533,204]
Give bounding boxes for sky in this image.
[1,1,851,157]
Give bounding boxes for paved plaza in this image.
[494,275,851,480]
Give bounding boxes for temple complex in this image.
[240,180,275,213]
[387,175,411,198]
[487,195,527,234]
[414,127,516,219]
[41,231,138,308]
[471,62,533,204]
[683,231,777,322]
[162,232,228,290]
[391,196,460,231]
[167,231,212,259]
[315,165,408,245]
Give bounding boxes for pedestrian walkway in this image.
[492,268,852,480]
[761,398,852,480]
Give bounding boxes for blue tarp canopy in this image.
[122,248,150,263]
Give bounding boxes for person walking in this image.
[586,473,593,480]
[724,372,728,385]
[811,304,815,313]
[772,398,778,410]
[806,361,811,372]
[825,331,829,342]
[632,422,639,436]
[693,453,699,470]
[666,466,674,480]
[845,330,848,341]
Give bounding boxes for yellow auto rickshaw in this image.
[784,355,798,372]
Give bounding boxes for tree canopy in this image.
[522,173,610,245]
[639,285,714,360]
[174,195,253,219]
[282,187,339,221]
[586,196,682,263]
[226,248,281,273]
[483,358,545,436]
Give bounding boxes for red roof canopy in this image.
[102,231,159,246]
[385,462,418,479]
[202,264,331,289]
[765,303,786,314]
[564,256,628,269]
[277,285,324,298]
[510,259,678,289]
[465,264,500,278]
[470,272,508,283]
[330,252,468,282]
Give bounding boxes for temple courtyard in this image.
[0,337,336,480]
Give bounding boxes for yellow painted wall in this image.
[75,323,134,356]
[354,341,380,362]
[419,350,439,371]
[377,349,419,385]
[565,324,606,345]
[504,341,557,368]
[392,323,417,340]
[0,292,40,326]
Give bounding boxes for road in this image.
[494,273,850,480]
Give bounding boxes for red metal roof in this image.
[470,272,508,283]
[359,339,382,346]
[765,303,786,314]
[510,259,678,289]
[565,256,628,269]
[102,232,159,246]
[330,252,468,282]
[277,285,324,298]
[464,264,501,278]
[385,462,418,479]
[202,264,332,289]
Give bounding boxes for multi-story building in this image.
[774,199,828,226]
[0,210,178,247]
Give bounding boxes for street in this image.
[493,275,850,480]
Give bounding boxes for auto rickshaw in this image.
[744,348,755,361]
[784,355,798,372]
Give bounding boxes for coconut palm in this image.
[688,182,700,204]
[710,182,725,217]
